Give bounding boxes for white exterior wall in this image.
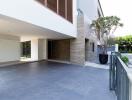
[31,39,39,61]
[77,0,99,40]
[0,0,77,37]
[31,39,47,61]
[77,0,98,22]
[0,34,20,62]
[77,0,99,39]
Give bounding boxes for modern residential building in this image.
[0,0,103,65]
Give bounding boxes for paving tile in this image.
[0,61,116,100]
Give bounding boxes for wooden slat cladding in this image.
[47,0,57,13]
[67,0,73,23]
[37,0,73,23]
[37,0,45,5]
[58,0,65,18]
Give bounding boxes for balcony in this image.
[37,0,73,23]
[0,0,77,38]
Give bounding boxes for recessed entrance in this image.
[48,39,70,61]
[85,39,89,61]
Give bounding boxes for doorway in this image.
[48,39,70,61]
[85,39,89,61]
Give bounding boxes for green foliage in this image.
[90,16,123,54]
[107,37,116,47]
[121,56,129,65]
[116,35,132,53]
[91,16,123,35]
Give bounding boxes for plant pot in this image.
[99,54,108,64]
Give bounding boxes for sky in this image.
[100,0,132,37]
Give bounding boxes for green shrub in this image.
[116,35,132,53]
[128,49,132,53]
[121,56,129,65]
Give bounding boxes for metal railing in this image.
[110,52,131,100]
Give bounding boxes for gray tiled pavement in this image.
[0,61,116,100]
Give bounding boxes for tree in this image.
[116,35,132,53]
[91,16,123,54]
[107,37,116,47]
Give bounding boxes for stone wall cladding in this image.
[70,14,99,65]
[70,15,85,65]
[84,19,98,63]
[85,39,98,62]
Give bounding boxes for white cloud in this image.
[100,0,132,37]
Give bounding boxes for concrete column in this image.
[31,39,38,61]
[31,39,47,61]
[38,39,47,60]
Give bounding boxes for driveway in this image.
[0,61,116,100]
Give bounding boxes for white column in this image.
[31,39,47,61]
[31,39,38,61]
[38,39,47,60]
[115,44,119,52]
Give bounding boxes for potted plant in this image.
[91,16,123,64]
